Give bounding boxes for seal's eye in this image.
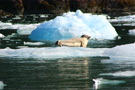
[81,35,85,38]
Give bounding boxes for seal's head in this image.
[81,35,91,40]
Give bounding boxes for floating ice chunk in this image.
[0,22,13,29]
[17,46,29,49]
[117,15,135,20]
[40,14,48,18]
[24,42,45,46]
[0,47,107,59]
[100,70,135,77]
[0,33,4,38]
[29,10,117,41]
[93,78,125,85]
[128,30,135,36]
[16,24,39,35]
[110,15,135,22]
[0,22,39,35]
[0,81,6,89]
[103,43,135,59]
[93,78,125,89]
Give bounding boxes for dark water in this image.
[0,14,135,90]
[0,56,135,90]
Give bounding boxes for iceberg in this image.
[0,47,107,59]
[103,43,135,59]
[29,10,117,41]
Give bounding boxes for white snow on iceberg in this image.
[0,47,107,59]
[29,10,117,41]
[103,43,135,59]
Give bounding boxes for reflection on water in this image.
[1,57,134,90]
[0,57,104,90]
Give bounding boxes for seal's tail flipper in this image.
[55,41,58,46]
[55,41,62,47]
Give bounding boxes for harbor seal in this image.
[55,35,91,48]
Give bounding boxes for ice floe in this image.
[16,24,39,35]
[0,41,134,59]
[0,21,39,35]
[0,47,107,59]
[93,78,125,89]
[103,43,135,59]
[110,15,135,22]
[0,81,6,89]
[100,70,135,77]
[24,42,45,46]
[29,10,117,41]
[0,33,4,38]
[128,30,135,36]
[0,21,12,29]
